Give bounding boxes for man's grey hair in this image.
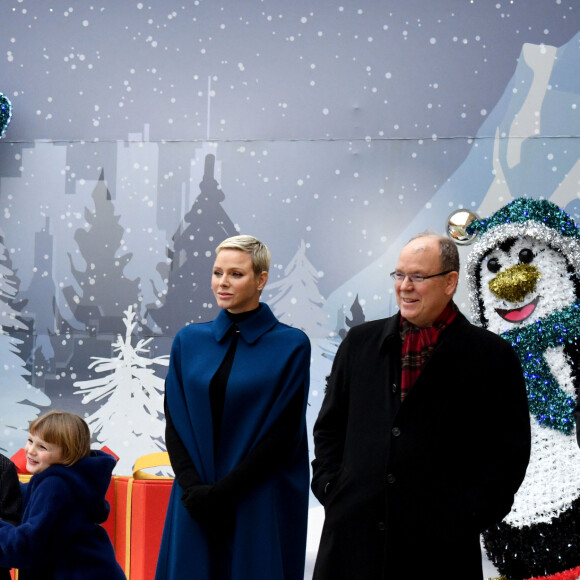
[408,230,460,272]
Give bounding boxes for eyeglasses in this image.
[390,270,454,284]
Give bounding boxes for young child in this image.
[0,411,126,579]
[0,453,21,580]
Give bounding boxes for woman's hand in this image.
[181,484,235,535]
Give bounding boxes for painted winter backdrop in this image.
[1,3,580,576]
[0,27,580,472]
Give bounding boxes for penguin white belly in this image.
[504,419,580,527]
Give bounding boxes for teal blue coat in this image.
[156,304,311,580]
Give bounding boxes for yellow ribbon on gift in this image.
[124,452,173,577]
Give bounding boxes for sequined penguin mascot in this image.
[465,198,580,580]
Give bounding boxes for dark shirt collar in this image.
[225,304,261,324]
[213,302,278,344]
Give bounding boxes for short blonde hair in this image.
[29,411,91,466]
[216,235,271,276]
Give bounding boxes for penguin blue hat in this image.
[467,197,579,239]
[466,197,580,324]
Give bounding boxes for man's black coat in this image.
[311,311,531,580]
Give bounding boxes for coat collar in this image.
[378,307,467,353]
[212,302,278,345]
[379,312,402,353]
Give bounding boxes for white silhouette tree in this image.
[0,233,50,455]
[266,240,328,338]
[73,305,170,474]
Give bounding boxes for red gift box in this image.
[100,447,120,548]
[114,452,173,580]
[9,449,28,475]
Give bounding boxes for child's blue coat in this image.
[0,450,125,580]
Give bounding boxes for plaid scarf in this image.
[399,301,458,401]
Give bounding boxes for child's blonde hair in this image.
[29,411,91,466]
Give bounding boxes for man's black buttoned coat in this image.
[311,311,531,580]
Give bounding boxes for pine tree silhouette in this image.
[267,240,328,337]
[45,170,143,414]
[74,305,170,474]
[0,232,28,333]
[345,294,365,328]
[62,170,140,335]
[147,154,238,335]
[0,231,50,454]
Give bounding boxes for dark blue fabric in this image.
[0,450,125,580]
[156,303,311,580]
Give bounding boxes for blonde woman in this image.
[157,235,311,580]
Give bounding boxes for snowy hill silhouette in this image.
[324,34,580,324]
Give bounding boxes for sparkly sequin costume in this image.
[466,198,580,580]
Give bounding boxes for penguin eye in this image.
[486,257,501,274]
[518,248,534,264]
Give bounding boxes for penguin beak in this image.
[488,263,541,303]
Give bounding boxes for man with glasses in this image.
[311,231,531,580]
